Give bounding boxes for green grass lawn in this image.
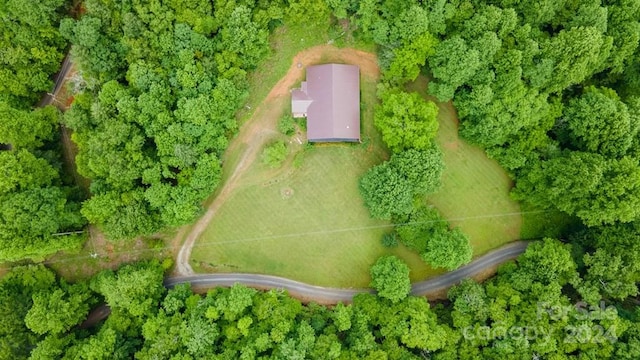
[407,77,523,255]
[236,22,330,124]
[191,143,442,287]
[191,74,444,287]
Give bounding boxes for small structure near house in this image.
[291,64,360,142]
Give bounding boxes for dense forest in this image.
[3,0,640,358]
[59,0,282,239]
[352,0,640,271]
[0,0,86,262]
[3,236,640,359]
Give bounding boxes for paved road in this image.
[83,241,529,326]
[37,54,72,107]
[411,240,528,295]
[165,273,371,304]
[167,241,530,304]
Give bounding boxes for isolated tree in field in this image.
[369,256,411,303]
[374,89,439,153]
[396,206,472,270]
[421,227,473,271]
[381,232,398,248]
[261,141,288,168]
[359,146,445,220]
[396,206,440,253]
[278,114,296,135]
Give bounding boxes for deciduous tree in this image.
[369,256,411,303]
[374,89,439,153]
[359,162,413,220]
[562,86,638,157]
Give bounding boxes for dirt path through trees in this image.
[175,45,379,275]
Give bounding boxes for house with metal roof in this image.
[291,64,360,142]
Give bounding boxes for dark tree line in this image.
[346,0,640,270]
[3,232,640,359]
[340,4,640,356]
[417,0,640,227]
[0,0,86,262]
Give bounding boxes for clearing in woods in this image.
[183,54,525,287]
[177,45,439,286]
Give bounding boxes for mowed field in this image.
[407,77,523,254]
[191,75,441,287]
[191,145,441,287]
[428,105,522,253]
[191,74,524,287]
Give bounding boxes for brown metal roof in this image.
[291,64,360,142]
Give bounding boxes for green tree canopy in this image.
[358,162,414,220]
[428,36,481,101]
[90,261,166,318]
[514,238,578,286]
[389,147,445,196]
[562,86,639,157]
[61,0,276,240]
[25,283,93,335]
[397,206,472,270]
[0,104,58,149]
[421,227,473,271]
[514,151,640,226]
[369,256,411,303]
[374,89,439,153]
[0,0,67,106]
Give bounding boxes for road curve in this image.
[167,241,530,304]
[82,241,529,326]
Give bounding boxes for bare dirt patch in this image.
[175,45,379,275]
[280,187,294,199]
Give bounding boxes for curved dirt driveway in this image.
[175,45,380,275]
